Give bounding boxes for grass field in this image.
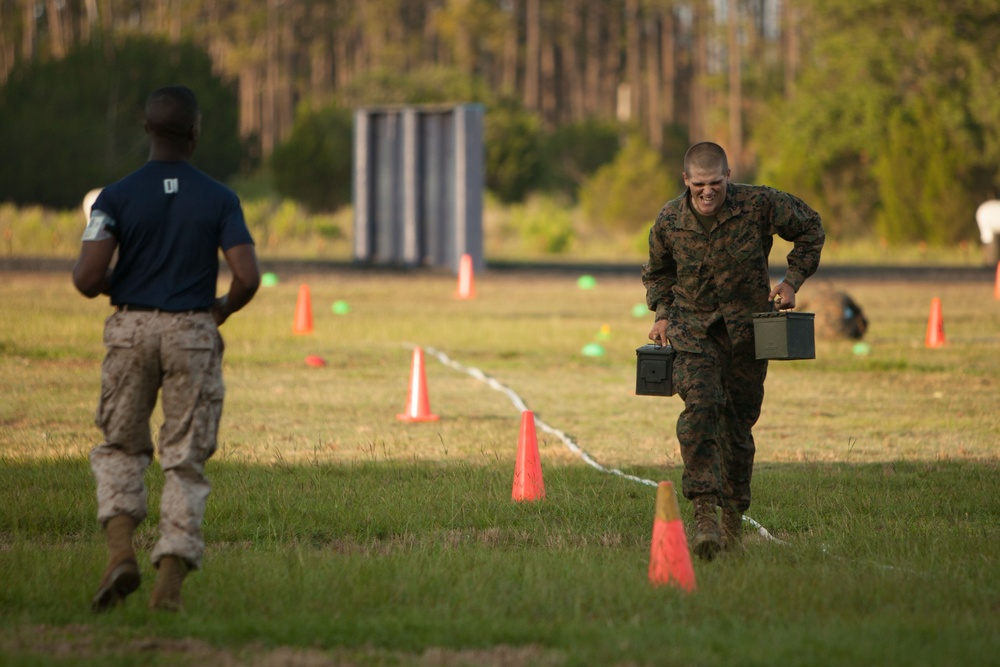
[1,268,999,666]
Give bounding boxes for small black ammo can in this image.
[635,344,676,396]
[752,311,816,360]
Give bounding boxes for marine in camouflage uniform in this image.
[642,142,824,560]
[73,85,260,611]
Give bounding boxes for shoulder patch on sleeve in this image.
[81,210,115,242]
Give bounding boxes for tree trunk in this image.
[455,5,474,75]
[562,0,585,122]
[422,1,438,65]
[0,9,11,83]
[240,64,259,141]
[625,0,641,126]
[524,0,540,110]
[727,0,742,174]
[81,0,99,43]
[501,0,518,94]
[169,0,182,43]
[604,2,621,120]
[782,0,801,97]
[584,0,602,116]
[309,4,331,106]
[334,3,352,88]
[98,0,112,35]
[689,1,708,142]
[540,20,556,126]
[660,7,675,126]
[278,2,294,144]
[262,2,278,157]
[645,14,662,148]
[44,0,66,58]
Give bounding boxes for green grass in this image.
[1,460,997,665]
[1,271,999,665]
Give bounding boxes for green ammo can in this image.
[635,344,676,396]
[752,311,816,360]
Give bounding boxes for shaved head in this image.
[144,85,200,142]
[683,142,729,175]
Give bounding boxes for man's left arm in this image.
[768,189,825,302]
[213,243,260,326]
[72,238,117,298]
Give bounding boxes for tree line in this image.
[2,0,778,167]
[1,0,998,244]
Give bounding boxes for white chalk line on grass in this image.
[424,346,787,546]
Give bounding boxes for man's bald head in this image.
[683,142,729,175]
[144,85,200,143]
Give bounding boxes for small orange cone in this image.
[648,481,697,592]
[994,262,1000,301]
[396,347,439,422]
[456,253,476,299]
[511,410,545,501]
[925,297,945,348]
[293,284,313,335]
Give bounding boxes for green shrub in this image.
[874,100,977,245]
[537,119,622,200]
[579,134,677,232]
[0,36,242,209]
[238,198,350,257]
[0,203,86,257]
[484,97,544,203]
[270,105,353,212]
[505,194,575,254]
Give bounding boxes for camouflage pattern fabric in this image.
[90,310,224,570]
[643,183,824,510]
[643,183,825,355]
[673,319,766,511]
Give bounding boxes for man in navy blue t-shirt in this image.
[73,85,260,612]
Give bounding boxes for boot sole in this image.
[91,561,141,612]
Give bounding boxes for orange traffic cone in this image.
[994,262,1000,301]
[511,410,545,501]
[293,284,313,335]
[456,253,476,299]
[925,297,945,348]
[648,481,697,592]
[396,347,439,422]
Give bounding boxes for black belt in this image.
[117,304,210,314]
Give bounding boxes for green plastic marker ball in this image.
[577,274,597,290]
[261,272,279,287]
[852,342,871,356]
[631,303,648,318]
[332,300,350,315]
[581,342,605,357]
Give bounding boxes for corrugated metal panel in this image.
[353,104,484,273]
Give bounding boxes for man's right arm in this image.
[214,243,261,326]
[642,215,677,346]
[641,219,677,321]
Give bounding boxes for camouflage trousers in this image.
[90,309,225,570]
[673,319,767,512]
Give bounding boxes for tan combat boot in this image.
[149,555,189,611]
[91,515,141,612]
[722,507,744,552]
[691,496,722,561]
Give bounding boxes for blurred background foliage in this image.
[0,0,998,257]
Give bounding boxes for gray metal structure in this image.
[353,104,484,273]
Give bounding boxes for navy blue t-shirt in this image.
[93,161,254,311]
